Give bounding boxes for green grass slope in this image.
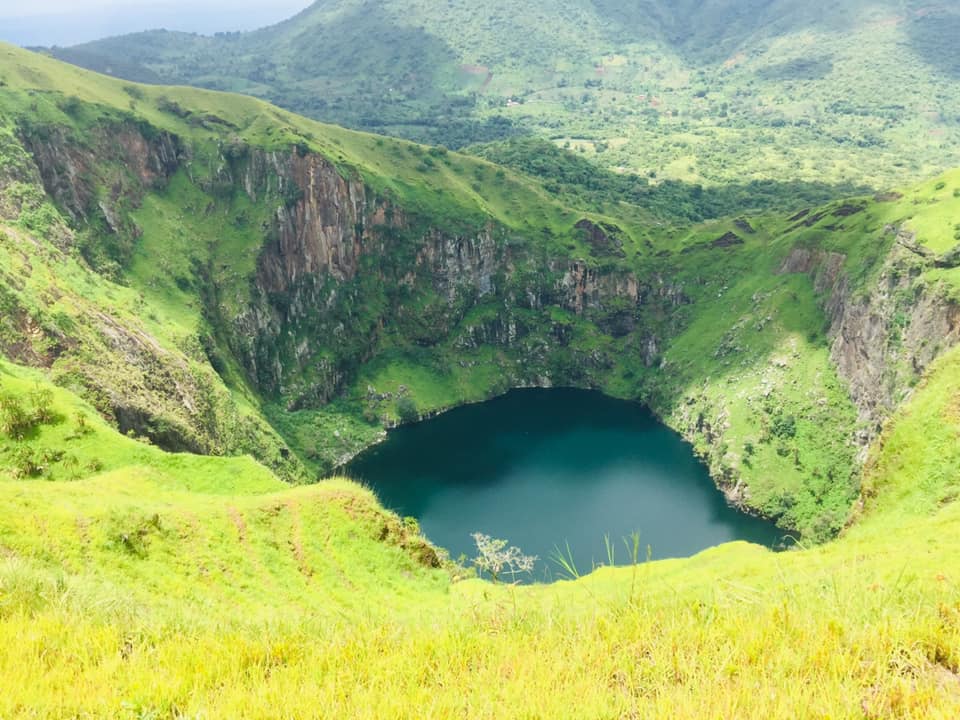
[0,346,959,717]
[50,0,960,192]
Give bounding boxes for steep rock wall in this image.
[0,126,304,478]
[225,147,656,408]
[22,122,182,227]
[415,228,500,302]
[558,260,639,315]
[245,150,376,289]
[780,235,960,447]
[227,148,398,399]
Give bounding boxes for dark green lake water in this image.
[344,388,783,581]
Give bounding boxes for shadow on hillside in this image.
[590,0,873,65]
[470,138,872,223]
[909,13,960,79]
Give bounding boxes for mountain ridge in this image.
[46,0,960,188]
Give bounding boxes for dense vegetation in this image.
[51,0,960,194]
[470,137,868,221]
[0,33,958,718]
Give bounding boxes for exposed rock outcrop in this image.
[415,228,501,302]
[224,145,655,407]
[249,151,376,290]
[21,122,182,225]
[575,218,626,257]
[711,231,744,248]
[780,241,960,446]
[559,261,639,315]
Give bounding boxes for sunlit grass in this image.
[0,349,959,717]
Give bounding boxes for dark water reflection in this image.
[344,388,783,581]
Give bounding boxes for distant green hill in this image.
[51,0,960,189]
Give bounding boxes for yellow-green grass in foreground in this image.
[1,346,960,718]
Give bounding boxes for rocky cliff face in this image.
[22,122,182,228]
[0,125,305,477]
[223,146,655,408]
[227,148,403,399]
[558,260,639,315]
[415,228,501,303]
[245,150,376,290]
[780,234,960,448]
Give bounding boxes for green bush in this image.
[396,397,419,424]
[8,446,60,479]
[0,393,34,440]
[10,446,42,478]
[0,386,57,440]
[770,413,797,439]
[27,387,55,425]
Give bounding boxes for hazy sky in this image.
[0,0,311,46]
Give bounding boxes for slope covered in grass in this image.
[1,348,959,718]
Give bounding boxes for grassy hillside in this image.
[50,0,960,192]
[1,347,959,717]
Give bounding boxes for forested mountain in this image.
[51,1,960,187]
